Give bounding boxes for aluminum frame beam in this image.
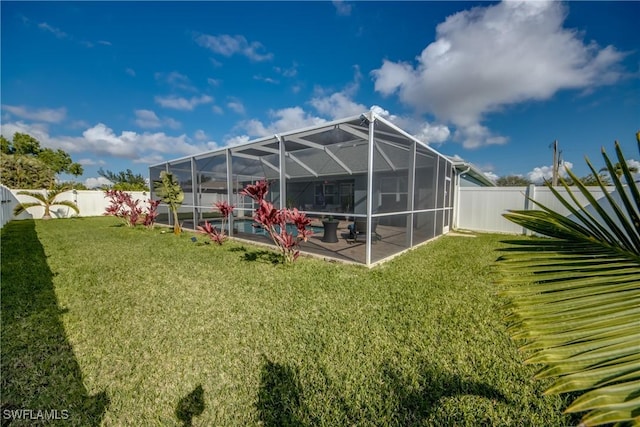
[287,136,353,175]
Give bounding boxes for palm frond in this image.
[13,188,79,218]
[54,200,80,214]
[13,202,43,216]
[16,190,47,204]
[498,140,640,426]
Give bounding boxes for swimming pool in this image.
[233,219,323,236]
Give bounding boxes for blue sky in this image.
[1,1,638,187]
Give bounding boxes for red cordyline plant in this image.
[197,200,235,245]
[240,180,313,263]
[143,199,161,229]
[104,190,159,228]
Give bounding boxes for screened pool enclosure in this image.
[150,111,455,266]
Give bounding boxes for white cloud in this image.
[274,63,298,78]
[240,120,268,137]
[371,0,626,148]
[370,105,393,118]
[371,105,451,145]
[310,92,367,119]
[527,161,574,184]
[308,72,452,145]
[413,123,451,145]
[627,159,640,176]
[195,33,273,62]
[84,176,112,189]
[38,22,67,38]
[212,105,224,115]
[77,158,106,166]
[224,135,251,147]
[164,117,181,130]
[227,100,246,114]
[0,121,51,143]
[628,159,640,181]
[126,68,136,77]
[453,124,507,149]
[254,75,279,84]
[483,171,499,182]
[80,124,139,157]
[2,105,67,123]
[82,124,214,158]
[332,0,352,16]
[134,109,181,129]
[155,95,213,111]
[194,130,208,141]
[134,154,165,165]
[600,159,640,181]
[310,66,367,119]
[69,120,90,129]
[207,78,221,86]
[236,107,326,138]
[97,40,112,46]
[155,71,196,92]
[134,110,162,129]
[1,120,217,163]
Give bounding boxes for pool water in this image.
[233,220,323,236]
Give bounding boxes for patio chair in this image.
[348,217,381,243]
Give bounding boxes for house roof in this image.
[450,159,496,187]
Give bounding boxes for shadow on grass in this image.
[0,220,109,426]
[380,360,509,423]
[257,357,309,427]
[228,239,282,264]
[256,357,518,425]
[175,384,205,427]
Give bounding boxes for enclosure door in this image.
[443,176,452,233]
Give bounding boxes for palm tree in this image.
[13,185,80,219]
[498,138,639,426]
[153,171,184,235]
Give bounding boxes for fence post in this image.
[523,184,536,235]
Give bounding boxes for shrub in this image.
[153,171,184,235]
[240,180,313,263]
[104,190,159,228]
[143,199,161,229]
[197,200,235,245]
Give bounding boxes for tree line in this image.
[1,133,83,188]
[0,132,147,190]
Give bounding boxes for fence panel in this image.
[455,185,619,234]
[1,189,150,228]
[1,185,627,236]
[455,187,529,234]
[1,185,19,229]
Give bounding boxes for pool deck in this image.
[231,219,417,265]
[180,218,436,266]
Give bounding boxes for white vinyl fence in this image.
[2,184,632,237]
[1,185,18,229]
[0,185,149,229]
[454,185,621,234]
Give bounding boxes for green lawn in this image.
[1,217,579,426]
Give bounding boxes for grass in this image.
[1,217,580,426]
